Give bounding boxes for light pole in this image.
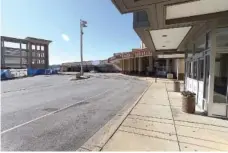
[80,19,87,76]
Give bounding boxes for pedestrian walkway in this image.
[102,82,228,151]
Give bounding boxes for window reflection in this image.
[199,59,204,80]
[213,53,228,103]
[193,61,197,79]
[214,27,228,103]
[195,35,206,53]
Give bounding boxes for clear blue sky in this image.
[2,0,141,64]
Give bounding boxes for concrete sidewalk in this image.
[101,82,228,151]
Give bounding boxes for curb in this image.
[77,82,152,151]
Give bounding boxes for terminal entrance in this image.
[186,27,228,118]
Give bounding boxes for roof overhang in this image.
[1,36,52,45]
[112,0,228,18]
[112,0,228,53]
[111,0,194,14]
[150,26,191,50]
[26,37,52,44]
[166,0,228,20]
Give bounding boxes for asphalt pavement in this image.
[1,73,148,151]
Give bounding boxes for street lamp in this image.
[80,19,87,76]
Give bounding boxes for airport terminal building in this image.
[111,0,228,118]
[109,46,185,79]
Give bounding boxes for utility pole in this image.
[80,19,87,76]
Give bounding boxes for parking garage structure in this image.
[1,36,52,69]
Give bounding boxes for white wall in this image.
[172,58,185,73]
[178,59,185,73]
[166,0,228,20]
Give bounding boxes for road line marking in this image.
[1,89,111,135]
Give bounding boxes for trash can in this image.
[181,91,195,113]
[173,81,180,92]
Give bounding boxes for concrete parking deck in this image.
[101,81,228,151]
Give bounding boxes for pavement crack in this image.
[174,119,228,129]
[127,116,174,125]
[42,108,59,112]
[165,83,181,151]
[121,125,176,135]
[119,129,177,142]
[54,102,90,113]
[129,114,173,121]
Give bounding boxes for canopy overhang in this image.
[111,0,228,53]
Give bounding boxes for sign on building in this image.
[133,49,152,57]
[91,60,100,65]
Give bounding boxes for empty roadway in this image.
[1,74,148,151]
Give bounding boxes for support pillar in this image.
[123,59,125,73]
[184,51,188,91]
[128,59,131,74]
[1,38,5,68]
[129,58,133,74]
[138,57,142,75]
[45,44,49,69]
[134,58,137,74]
[28,42,32,68]
[208,23,216,116]
[149,56,153,76]
[149,56,153,66]
[131,58,134,74]
[176,59,179,80]
[166,59,170,72]
[20,41,22,68]
[121,59,123,73]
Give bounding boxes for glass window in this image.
[206,32,211,49]
[187,43,193,57]
[32,45,35,50]
[199,59,204,80]
[41,46,44,51]
[216,27,228,48]
[195,35,206,53]
[214,53,228,103]
[136,11,148,22]
[188,53,193,58]
[32,59,36,64]
[37,45,40,50]
[193,61,197,79]
[187,62,192,78]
